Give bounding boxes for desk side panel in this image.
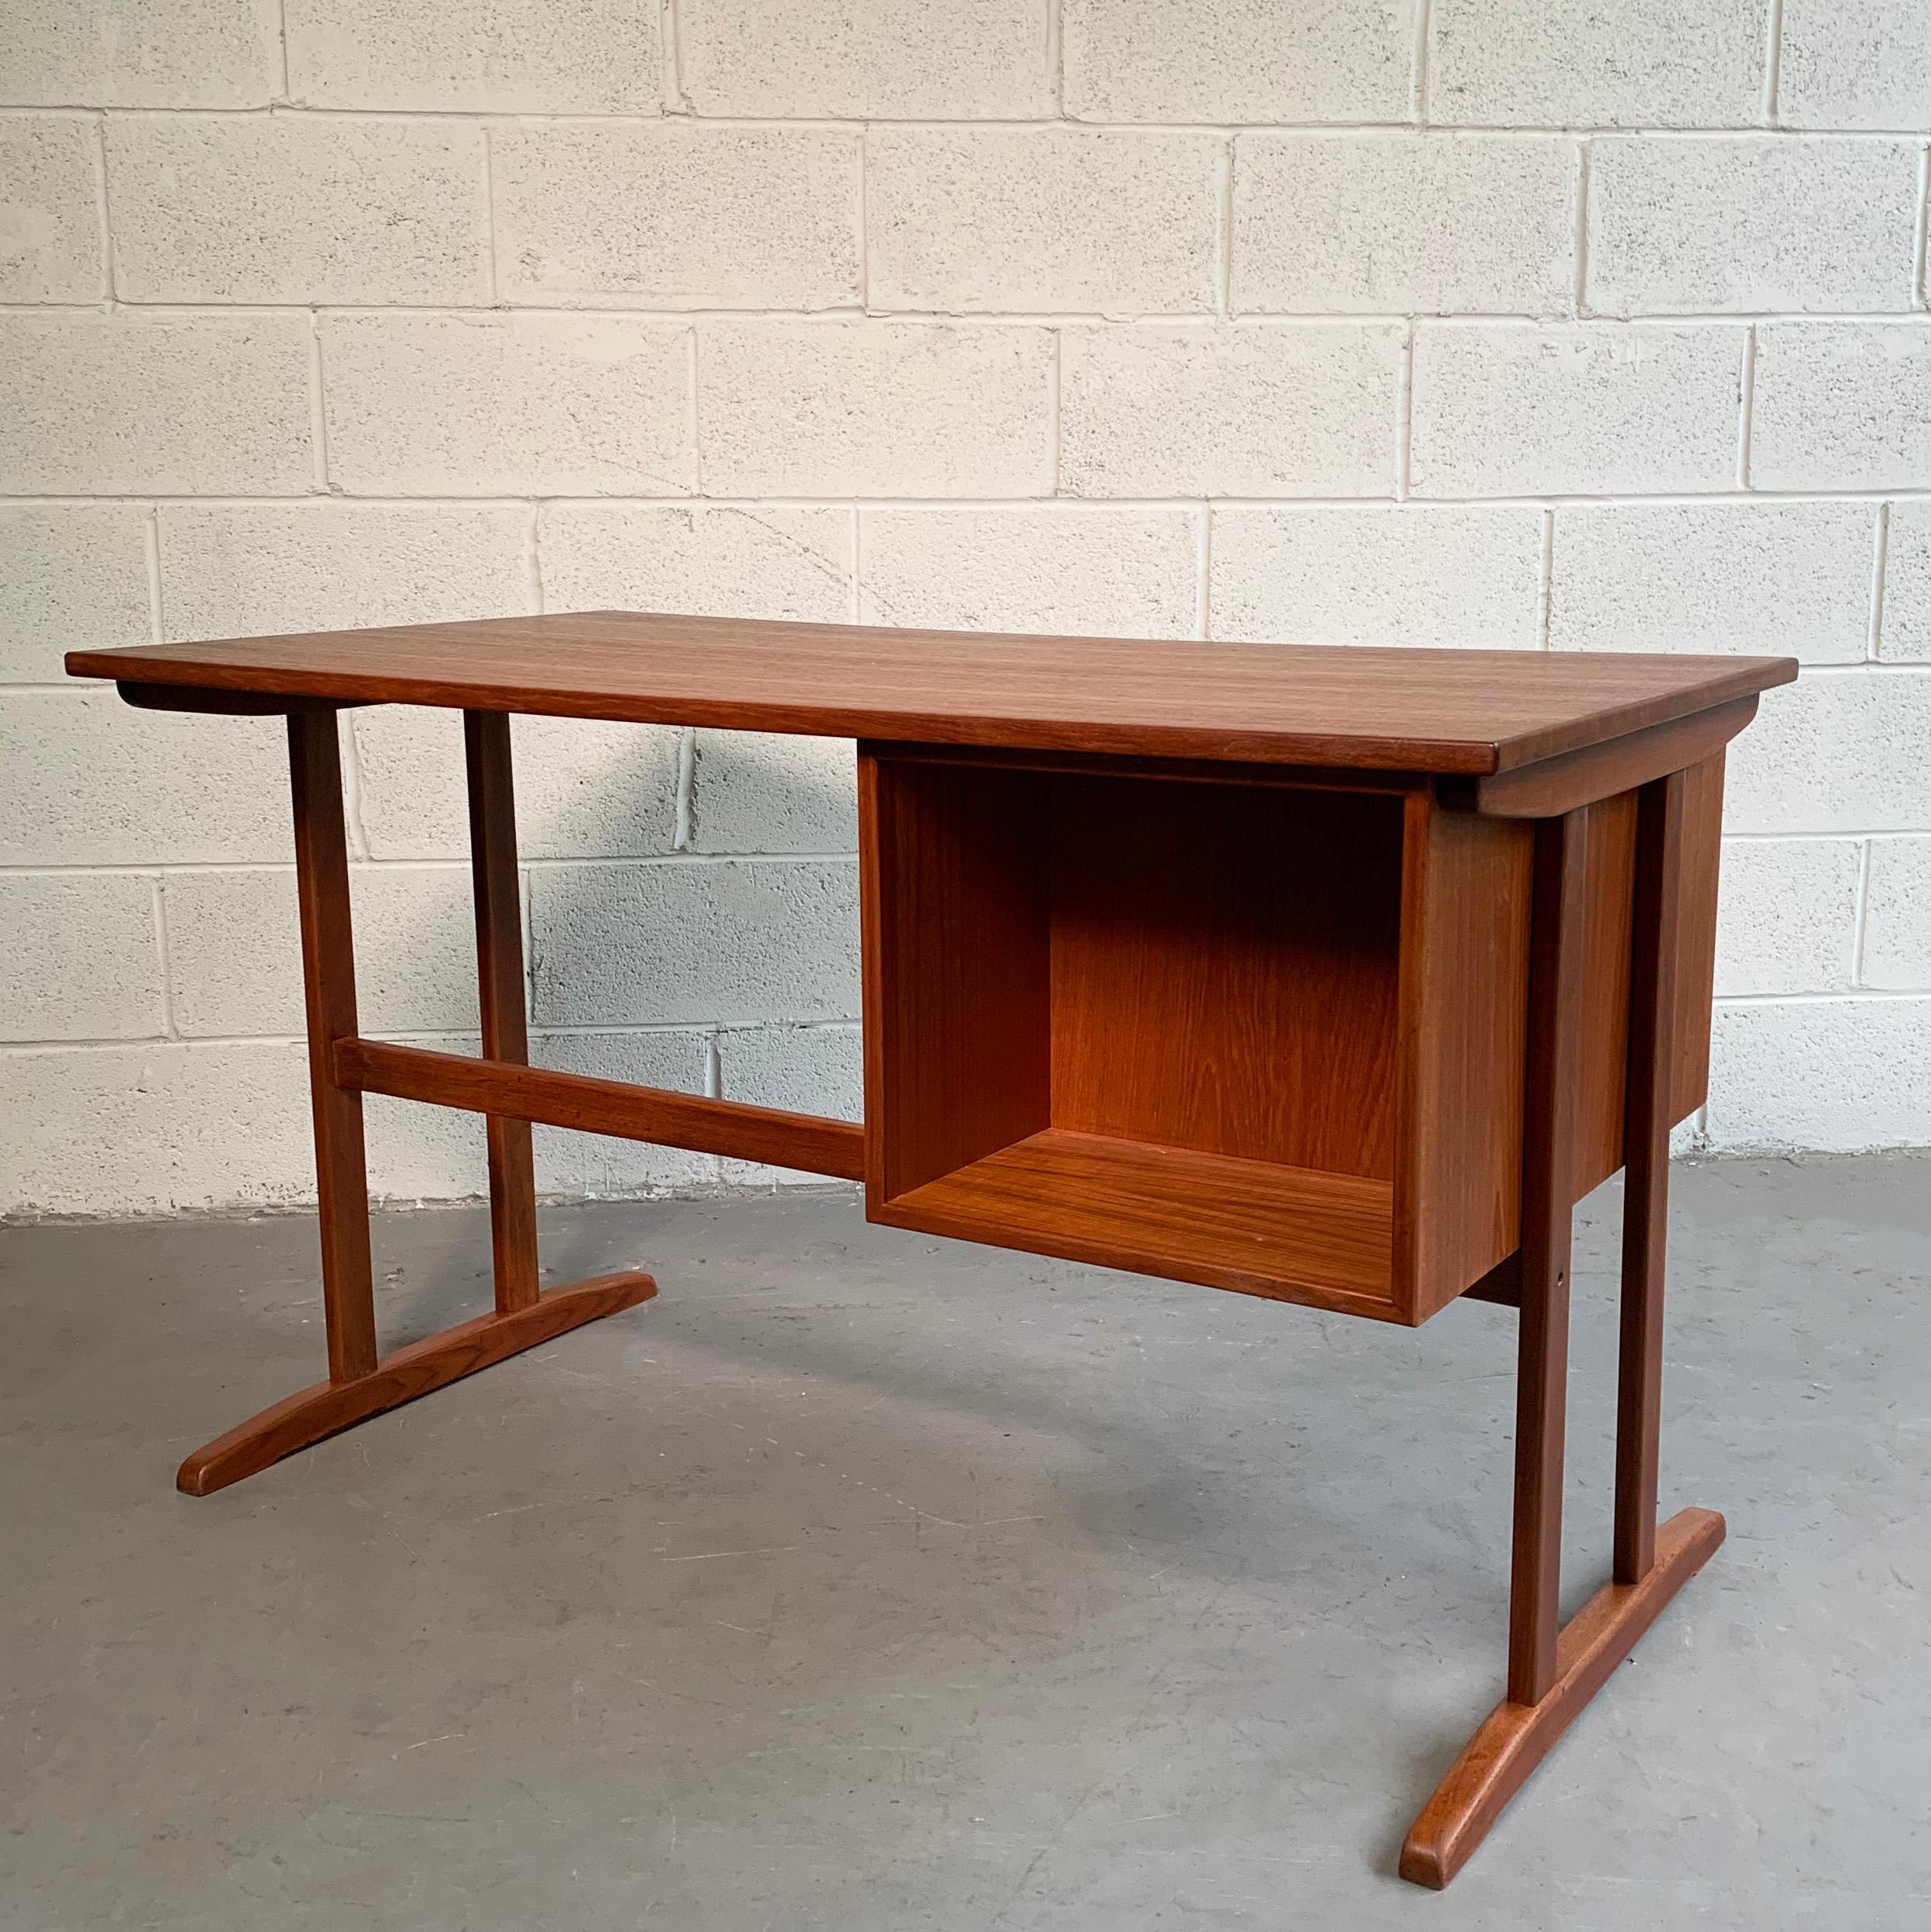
[1416,751,1725,1320]
[1669,751,1724,1119]
[859,751,1051,1203]
[1573,790,1640,1197]
[1399,798,1535,1322]
[1570,752,1724,1199]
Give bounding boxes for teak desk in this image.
[67,613,1796,1886]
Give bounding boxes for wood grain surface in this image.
[287,709,378,1386]
[1441,694,1756,815]
[1048,776,1405,1179]
[464,710,540,1316]
[1509,808,1589,1707]
[1400,1507,1726,1888]
[71,610,1795,776]
[859,754,1051,1203]
[175,1270,658,1496]
[1615,772,1687,1585]
[336,1038,866,1180]
[1396,793,1535,1319]
[875,1128,1397,1320]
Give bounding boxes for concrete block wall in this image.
[2,0,1929,1215]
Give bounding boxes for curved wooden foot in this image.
[177,1269,657,1496]
[1399,1506,1725,1889]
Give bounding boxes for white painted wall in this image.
[2,0,1929,1215]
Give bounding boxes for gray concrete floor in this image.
[3,1157,1929,1930]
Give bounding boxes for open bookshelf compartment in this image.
[859,744,1726,1327]
[860,748,1431,1321]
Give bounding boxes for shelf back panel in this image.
[1047,776,1404,1181]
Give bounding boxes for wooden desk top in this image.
[68,609,1795,776]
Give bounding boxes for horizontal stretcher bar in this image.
[333,1038,866,1182]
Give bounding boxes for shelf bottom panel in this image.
[875,1128,1400,1322]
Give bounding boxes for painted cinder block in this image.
[361,1067,490,1203]
[1232,134,1576,316]
[179,1029,572,1203]
[714,1020,863,1185]
[350,707,682,863]
[0,874,163,1042]
[1429,0,1765,128]
[1751,324,1931,492]
[1547,502,1877,663]
[1724,673,1931,834]
[500,719,684,863]
[1712,838,1863,996]
[0,314,313,495]
[866,127,1220,317]
[161,864,483,1039]
[688,733,858,856]
[540,505,854,624]
[1060,323,1403,497]
[1881,503,1931,662]
[0,115,103,302]
[859,506,1200,638]
[1210,504,1542,648]
[1706,996,1931,1150]
[321,314,694,497]
[106,115,490,306]
[0,1040,314,1215]
[159,504,532,643]
[5,0,1929,1207]
[492,124,860,312]
[532,1030,718,1198]
[284,0,661,112]
[157,865,319,1040]
[678,0,1052,118]
[717,1021,862,1123]
[1587,138,1922,317]
[0,1025,713,1209]
[699,321,1053,498]
[1863,838,1931,991]
[0,506,151,684]
[1410,323,1746,497]
[526,859,860,1029]
[1777,0,1931,131]
[1062,0,1415,124]
[0,692,291,866]
[0,0,280,108]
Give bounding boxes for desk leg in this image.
[1400,794,1724,1887]
[1616,772,1688,1585]
[175,709,654,1497]
[465,711,540,1315]
[1508,808,1588,1707]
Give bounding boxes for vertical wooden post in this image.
[1508,807,1589,1707]
[288,707,378,1384]
[1614,772,1685,1585]
[465,710,540,1314]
